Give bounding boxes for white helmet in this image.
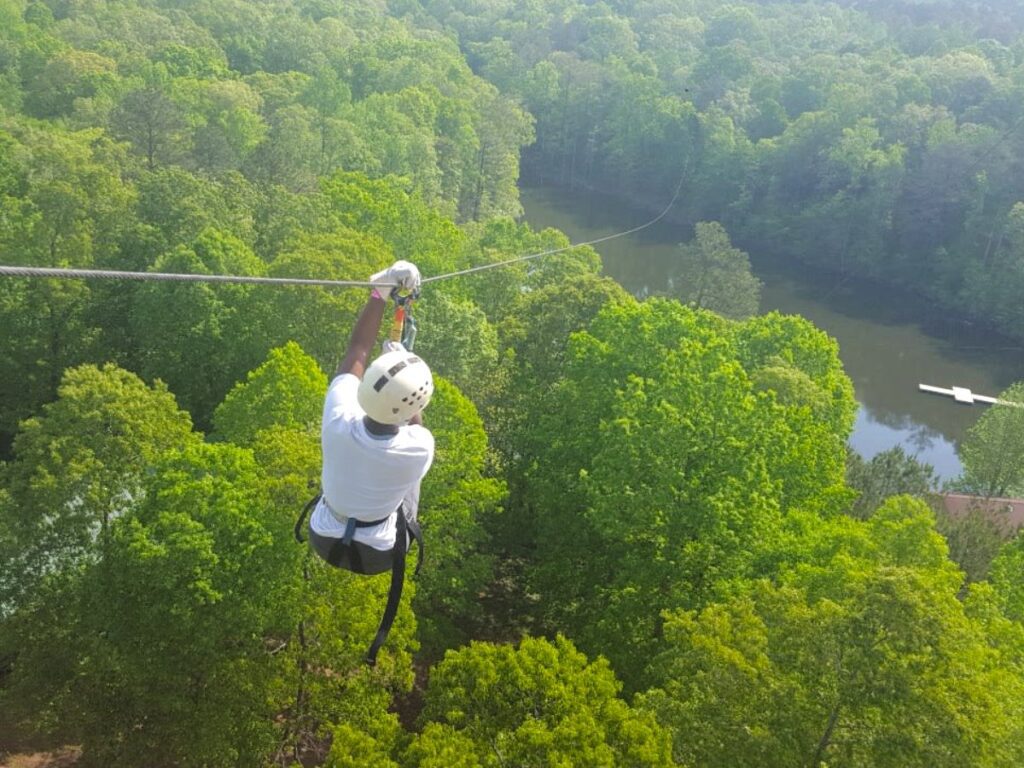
[357,350,434,425]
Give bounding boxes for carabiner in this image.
[388,286,420,351]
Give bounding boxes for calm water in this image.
[520,186,1024,480]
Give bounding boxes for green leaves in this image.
[213,341,326,445]
[413,636,673,768]
[130,227,267,423]
[4,3,1024,766]
[514,298,857,687]
[641,497,1021,768]
[415,377,505,654]
[674,221,761,319]
[956,382,1024,498]
[0,363,195,610]
[990,532,1024,623]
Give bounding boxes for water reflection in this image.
[520,185,1024,480]
[850,408,961,479]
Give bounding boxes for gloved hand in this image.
[370,260,421,293]
[382,340,406,354]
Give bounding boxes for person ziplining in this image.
[1,172,688,665]
[295,260,435,666]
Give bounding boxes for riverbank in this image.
[520,167,1024,349]
[519,183,1024,481]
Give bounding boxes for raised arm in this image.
[336,291,387,379]
[335,261,421,379]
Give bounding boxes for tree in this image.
[935,504,1008,585]
[515,299,828,688]
[409,635,674,767]
[129,227,268,424]
[256,227,394,372]
[411,292,499,404]
[845,445,936,519]
[134,167,258,251]
[486,271,631,462]
[733,311,857,514]
[414,377,505,654]
[961,202,1024,339]
[186,79,267,171]
[990,531,1024,623]
[25,48,118,118]
[212,341,326,446]
[60,442,292,766]
[2,429,415,766]
[639,497,1024,768]
[0,363,196,612]
[462,86,534,221]
[733,311,856,438]
[0,125,135,444]
[674,221,762,319]
[111,84,187,169]
[956,382,1024,498]
[455,216,602,322]
[319,171,464,278]
[0,276,97,447]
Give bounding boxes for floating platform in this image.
[919,384,1021,407]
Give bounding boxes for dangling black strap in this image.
[366,509,407,667]
[294,493,321,543]
[406,515,424,577]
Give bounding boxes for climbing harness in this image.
[294,493,424,666]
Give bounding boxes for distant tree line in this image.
[415,0,1024,341]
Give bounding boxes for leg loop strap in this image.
[366,510,407,667]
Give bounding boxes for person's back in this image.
[322,371,432,518]
[311,367,433,553]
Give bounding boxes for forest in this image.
[1,0,1023,766]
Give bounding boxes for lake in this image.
[519,185,1024,480]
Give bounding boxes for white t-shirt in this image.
[310,373,434,550]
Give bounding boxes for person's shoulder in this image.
[328,373,360,392]
[402,424,434,450]
[324,373,362,422]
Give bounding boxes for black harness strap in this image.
[366,510,407,667]
[294,493,321,543]
[406,515,424,577]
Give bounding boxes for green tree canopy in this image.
[956,382,1024,498]
[415,377,505,654]
[515,299,853,687]
[640,496,1024,768]
[845,445,936,519]
[990,531,1024,623]
[0,363,195,611]
[674,221,762,319]
[129,227,268,423]
[212,341,326,446]
[410,635,674,767]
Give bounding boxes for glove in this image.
[382,340,405,354]
[370,260,421,293]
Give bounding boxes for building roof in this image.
[937,493,1024,535]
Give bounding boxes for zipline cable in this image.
[0,174,687,289]
[0,265,379,288]
[422,173,687,283]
